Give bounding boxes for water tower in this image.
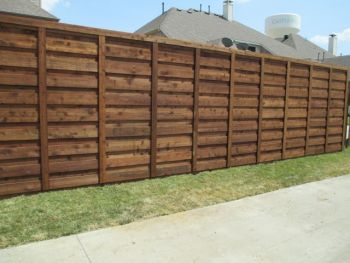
[265,14,301,39]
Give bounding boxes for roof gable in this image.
[281,34,334,60]
[0,0,58,21]
[136,8,330,60]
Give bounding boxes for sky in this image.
[43,0,350,55]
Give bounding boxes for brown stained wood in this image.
[227,53,235,167]
[0,16,348,197]
[325,68,333,152]
[344,78,350,148]
[38,27,49,191]
[282,62,291,159]
[192,48,200,172]
[257,58,265,163]
[305,65,313,154]
[98,35,106,183]
[150,42,158,178]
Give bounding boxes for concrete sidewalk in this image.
[1,175,350,263]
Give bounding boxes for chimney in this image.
[30,0,41,7]
[328,34,337,56]
[223,0,233,22]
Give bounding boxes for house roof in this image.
[136,8,329,60]
[281,33,334,60]
[0,0,58,21]
[324,55,350,68]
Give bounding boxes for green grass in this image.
[1,149,350,249]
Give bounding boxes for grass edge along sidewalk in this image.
[1,148,350,249]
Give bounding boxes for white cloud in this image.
[310,27,350,48]
[41,0,69,11]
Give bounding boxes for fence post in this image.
[305,65,313,155]
[98,35,106,183]
[325,68,333,153]
[227,53,235,167]
[192,48,200,173]
[282,61,291,159]
[38,27,49,191]
[343,77,350,149]
[150,42,158,178]
[257,57,265,163]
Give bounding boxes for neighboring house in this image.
[0,0,59,21]
[136,5,334,60]
[324,55,350,68]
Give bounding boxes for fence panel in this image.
[0,15,348,197]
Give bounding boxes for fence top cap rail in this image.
[0,13,348,72]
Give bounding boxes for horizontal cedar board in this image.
[49,141,98,156]
[106,59,151,75]
[46,35,98,55]
[48,107,98,122]
[159,46,194,65]
[0,143,40,160]
[106,136,192,152]
[50,173,99,190]
[0,70,37,86]
[106,76,151,91]
[0,17,347,197]
[106,40,151,60]
[0,50,37,68]
[48,125,98,139]
[47,90,97,105]
[0,126,39,141]
[0,161,40,178]
[49,158,98,174]
[231,154,257,166]
[158,63,194,79]
[0,90,38,104]
[105,166,149,183]
[47,72,98,88]
[0,30,37,49]
[0,107,38,123]
[47,54,98,72]
[0,179,41,196]
[107,153,149,168]
[156,162,192,178]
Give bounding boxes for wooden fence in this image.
[0,14,349,196]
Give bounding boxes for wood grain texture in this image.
[257,58,265,163]
[325,68,332,152]
[38,27,49,191]
[343,76,349,149]
[0,17,347,197]
[150,42,158,178]
[227,53,235,167]
[282,62,291,159]
[98,35,106,183]
[192,48,200,172]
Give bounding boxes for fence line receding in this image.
[0,15,348,196]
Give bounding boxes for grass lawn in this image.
[1,149,350,249]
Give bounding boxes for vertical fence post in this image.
[38,27,49,191]
[257,57,265,163]
[282,61,291,159]
[98,35,106,183]
[343,76,349,149]
[325,68,333,153]
[150,42,158,178]
[227,53,235,167]
[305,65,313,155]
[192,48,200,173]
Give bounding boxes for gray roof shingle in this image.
[136,8,331,60]
[324,55,350,68]
[281,33,334,60]
[0,0,58,21]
